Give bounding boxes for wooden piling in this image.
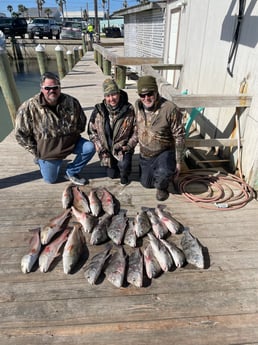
[66,50,74,72]
[73,47,79,64]
[0,47,21,125]
[81,33,87,54]
[116,65,127,89]
[103,58,111,75]
[55,45,66,79]
[35,44,47,76]
[78,46,83,59]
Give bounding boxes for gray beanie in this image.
[103,78,120,96]
[137,75,158,94]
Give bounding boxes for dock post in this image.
[0,46,21,125]
[55,45,66,79]
[66,50,74,72]
[97,51,103,70]
[35,44,47,76]
[78,46,83,59]
[94,49,98,64]
[116,65,126,89]
[81,33,87,54]
[73,47,79,64]
[103,58,111,75]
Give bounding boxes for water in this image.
[0,59,58,142]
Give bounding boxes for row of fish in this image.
[85,229,205,288]
[21,186,206,286]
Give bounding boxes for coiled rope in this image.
[176,170,255,210]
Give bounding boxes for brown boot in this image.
[156,189,169,201]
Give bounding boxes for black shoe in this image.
[120,176,129,186]
[64,173,88,186]
[156,189,169,201]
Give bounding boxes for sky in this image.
[0,0,139,16]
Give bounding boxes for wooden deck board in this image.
[1,51,258,345]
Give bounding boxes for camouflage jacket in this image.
[135,95,185,163]
[87,90,138,167]
[15,92,86,160]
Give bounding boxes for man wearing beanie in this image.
[135,75,185,201]
[88,78,138,185]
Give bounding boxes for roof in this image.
[64,11,105,19]
[112,0,166,17]
[27,7,61,18]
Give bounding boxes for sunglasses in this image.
[139,91,155,98]
[42,85,60,91]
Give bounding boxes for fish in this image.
[160,239,186,268]
[63,224,86,274]
[180,229,205,269]
[143,244,162,279]
[123,219,137,247]
[146,209,169,239]
[90,213,112,245]
[72,206,98,233]
[127,248,143,288]
[134,210,151,238]
[107,210,128,245]
[105,245,126,288]
[88,189,102,217]
[61,183,74,209]
[72,186,91,214]
[39,228,71,273]
[40,208,71,245]
[21,228,41,274]
[155,205,184,234]
[100,188,116,216]
[147,232,173,272]
[84,243,112,285]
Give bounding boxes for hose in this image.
[176,169,255,210]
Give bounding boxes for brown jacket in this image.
[135,95,185,163]
[88,90,138,167]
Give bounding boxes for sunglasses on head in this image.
[42,85,60,91]
[139,91,155,98]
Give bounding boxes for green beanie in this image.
[103,78,120,96]
[137,75,158,94]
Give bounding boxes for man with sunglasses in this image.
[135,75,185,201]
[15,72,95,185]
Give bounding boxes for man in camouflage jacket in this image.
[135,75,185,201]
[15,72,95,185]
[88,78,138,185]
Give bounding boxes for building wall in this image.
[165,0,258,188]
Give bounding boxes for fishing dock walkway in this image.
[1,46,258,345]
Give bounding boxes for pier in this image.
[0,47,258,345]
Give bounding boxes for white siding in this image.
[165,0,258,188]
[124,8,165,58]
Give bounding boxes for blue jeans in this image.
[38,137,95,184]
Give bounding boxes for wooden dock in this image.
[1,49,258,345]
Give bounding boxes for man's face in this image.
[41,78,61,105]
[139,91,157,109]
[105,92,120,107]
